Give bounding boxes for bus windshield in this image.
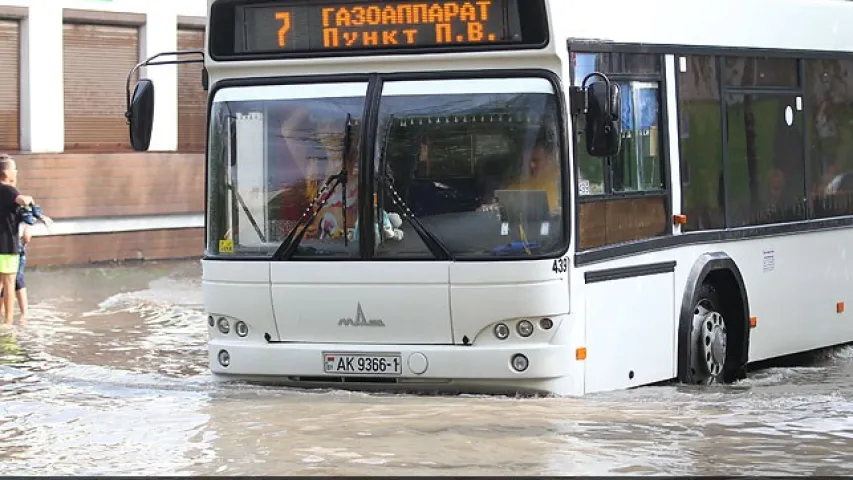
[206,77,566,260]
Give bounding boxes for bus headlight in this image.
[217,317,230,334]
[494,323,510,340]
[517,320,534,337]
[235,321,249,337]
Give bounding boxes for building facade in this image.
[0,0,207,267]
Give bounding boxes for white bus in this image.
[125,0,853,396]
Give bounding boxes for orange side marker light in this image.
[837,302,845,314]
[576,347,587,361]
[749,317,757,328]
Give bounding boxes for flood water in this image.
[1,259,852,476]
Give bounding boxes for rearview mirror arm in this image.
[124,50,205,124]
[580,72,614,116]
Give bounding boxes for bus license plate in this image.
[324,353,403,376]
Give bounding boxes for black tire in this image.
[683,282,743,385]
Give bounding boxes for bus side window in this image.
[678,55,725,232]
[572,51,669,250]
[806,58,853,219]
[723,56,806,227]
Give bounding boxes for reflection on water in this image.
[1,259,853,475]
[0,329,28,365]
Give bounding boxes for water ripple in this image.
[1,261,852,475]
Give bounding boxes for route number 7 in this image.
[276,11,292,48]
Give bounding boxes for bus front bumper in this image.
[208,340,574,392]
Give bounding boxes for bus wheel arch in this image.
[677,252,750,385]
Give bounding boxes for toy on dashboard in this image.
[381,211,404,242]
[353,209,405,246]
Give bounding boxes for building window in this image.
[177,26,207,153]
[0,19,20,152]
[63,22,140,152]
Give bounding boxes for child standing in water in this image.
[9,206,52,323]
[10,224,30,322]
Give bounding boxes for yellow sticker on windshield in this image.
[219,239,234,254]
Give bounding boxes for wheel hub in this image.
[689,301,729,384]
[700,311,727,377]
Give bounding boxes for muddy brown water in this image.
[1,260,852,475]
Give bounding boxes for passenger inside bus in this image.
[479,136,561,215]
[506,138,561,214]
[266,108,360,244]
[260,104,565,258]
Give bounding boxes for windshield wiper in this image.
[272,113,353,260]
[375,116,453,261]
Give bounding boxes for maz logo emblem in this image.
[338,303,386,327]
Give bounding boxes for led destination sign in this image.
[223,0,546,56]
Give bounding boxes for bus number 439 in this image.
[552,257,568,274]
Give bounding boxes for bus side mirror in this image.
[584,81,622,157]
[126,78,155,151]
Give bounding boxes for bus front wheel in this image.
[683,282,745,385]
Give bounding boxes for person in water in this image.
[0,155,50,324]
[3,203,53,324]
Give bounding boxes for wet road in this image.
[1,259,852,475]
